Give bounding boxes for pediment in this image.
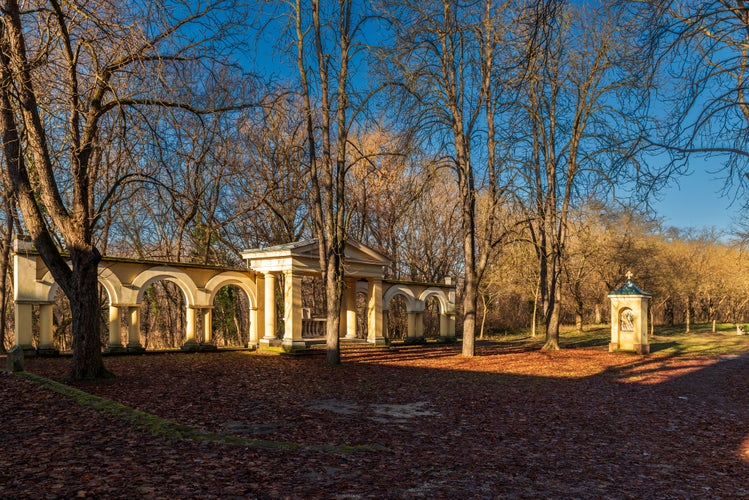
[241,239,391,276]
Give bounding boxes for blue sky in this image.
[245,4,744,236]
[653,158,739,233]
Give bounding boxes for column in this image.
[367,278,386,346]
[127,306,144,352]
[38,303,58,355]
[183,306,198,350]
[249,307,259,348]
[438,311,457,342]
[105,305,125,353]
[202,308,214,345]
[345,279,357,339]
[261,272,277,347]
[14,303,34,354]
[405,307,424,344]
[407,312,417,339]
[282,271,305,351]
[252,273,264,348]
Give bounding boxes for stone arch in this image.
[418,287,449,314]
[42,265,123,304]
[132,266,199,306]
[383,284,418,312]
[204,271,257,308]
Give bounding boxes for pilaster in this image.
[127,306,145,353]
[182,306,199,351]
[14,302,35,355]
[200,308,217,351]
[105,305,125,353]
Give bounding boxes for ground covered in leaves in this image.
[3,331,749,498]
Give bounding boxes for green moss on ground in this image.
[15,371,385,453]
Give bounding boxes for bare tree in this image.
[515,0,654,349]
[0,165,17,352]
[234,95,310,247]
[285,0,377,364]
[0,0,251,379]
[381,0,515,356]
[645,0,749,206]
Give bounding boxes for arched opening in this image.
[211,284,251,347]
[619,307,635,332]
[423,295,441,340]
[47,283,111,352]
[353,288,367,339]
[386,294,409,341]
[140,280,188,349]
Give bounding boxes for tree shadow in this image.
[13,345,749,498]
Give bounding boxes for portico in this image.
[241,239,396,350]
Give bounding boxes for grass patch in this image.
[15,371,385,454]
[479,323,749,358]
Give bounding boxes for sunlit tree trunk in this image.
[292,0,360,365]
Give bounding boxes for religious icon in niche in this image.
[620,308,635,331]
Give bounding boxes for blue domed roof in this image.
[609,279,651,297]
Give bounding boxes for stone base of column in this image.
[609,342,619,352]
[404,336,426,345]
[259,338,281,349]
[18,345,37,357]
[436,336,457,344]
[199,342,218,352]
[181,340,200,352]
[36,346,60,357]
[634,343,650,355]
[282,339,307,353]
[126,344,145,354]
[104,344,127,354]
[245,342,258,350]
[367,336,389,347]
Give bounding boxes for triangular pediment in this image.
[342,240,391,266]
[241,239,391,277]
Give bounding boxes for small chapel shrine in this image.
[608,272,651,355]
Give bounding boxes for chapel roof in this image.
[609,278,651,297]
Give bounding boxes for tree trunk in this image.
[650,309,654,337]
[575,299,583,332]
[462,264,477,356]
[530,300,537,338]
[69,247,110,380]
[0,215,12,353]
[685,296,691,334]
[543,304,561,350]
[479,293,487,340]
[324,256,342,366]
[543,274,561,350]
[594,303,602,324]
